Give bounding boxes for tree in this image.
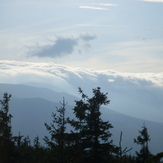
[117,131,133,162]
[70,87,115,163]
[44,97,69,163]
[134,123,151,162]
[19,135,33,162]
[32,136,47,163]
[0,93,16,163]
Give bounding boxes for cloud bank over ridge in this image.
[1,60,163,86]
[1,60,163,123]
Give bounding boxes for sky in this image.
[0,0,163,72]
[0,0,163,128]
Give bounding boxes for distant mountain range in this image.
[0,83,163,155]
[1,60,163,123]
[0,60,163,154]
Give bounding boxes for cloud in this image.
[92,3,117,6]
[32,37,78,58]
[28,34,96,58]
[78,33,96,53]
[1,60,163,87]
[79,6,108,10]
[141,0,163,2]
[80,33,96,41]
[79,3,117,10]
[98,3,117,6]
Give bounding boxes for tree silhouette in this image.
[44,97,69,163]
[0,93,16,162]
[134,123,151,162]
[70,87,115,162]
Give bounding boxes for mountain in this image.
[0,60,163,154]
[0,83,78,105]
[8,96,163,155]
[1,59,163,123]
[0,84,163,155]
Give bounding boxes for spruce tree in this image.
[70,87,115,163]
[0,93,16,162]
[44,97,69,163]
[32,136,47,163]
[134,123,151,162]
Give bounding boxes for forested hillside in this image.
[1,88,163,163]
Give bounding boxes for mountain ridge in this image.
[0,83,163,154]
[6,95,163,155]
[1,81,163,123]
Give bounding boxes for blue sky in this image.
[0,0,163,124]
[0,0,163,72]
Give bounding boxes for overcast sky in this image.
[0,0,163,72]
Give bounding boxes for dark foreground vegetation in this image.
[0,87,163,163]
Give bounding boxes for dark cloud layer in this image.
[30,34,96,58]
[33,37,78,58]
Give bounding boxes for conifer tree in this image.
[44,97,69,163]
[0,93,16,163]
[70,87,115,163]
[32,136,47,163]
[134,123,151,162]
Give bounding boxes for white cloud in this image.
[142,0,163,2]
[1,60,163,88]
[108,79,115,82]
[98,3,117,6]
[79,6,108,10]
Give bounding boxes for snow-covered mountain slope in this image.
[0,60,163,123]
